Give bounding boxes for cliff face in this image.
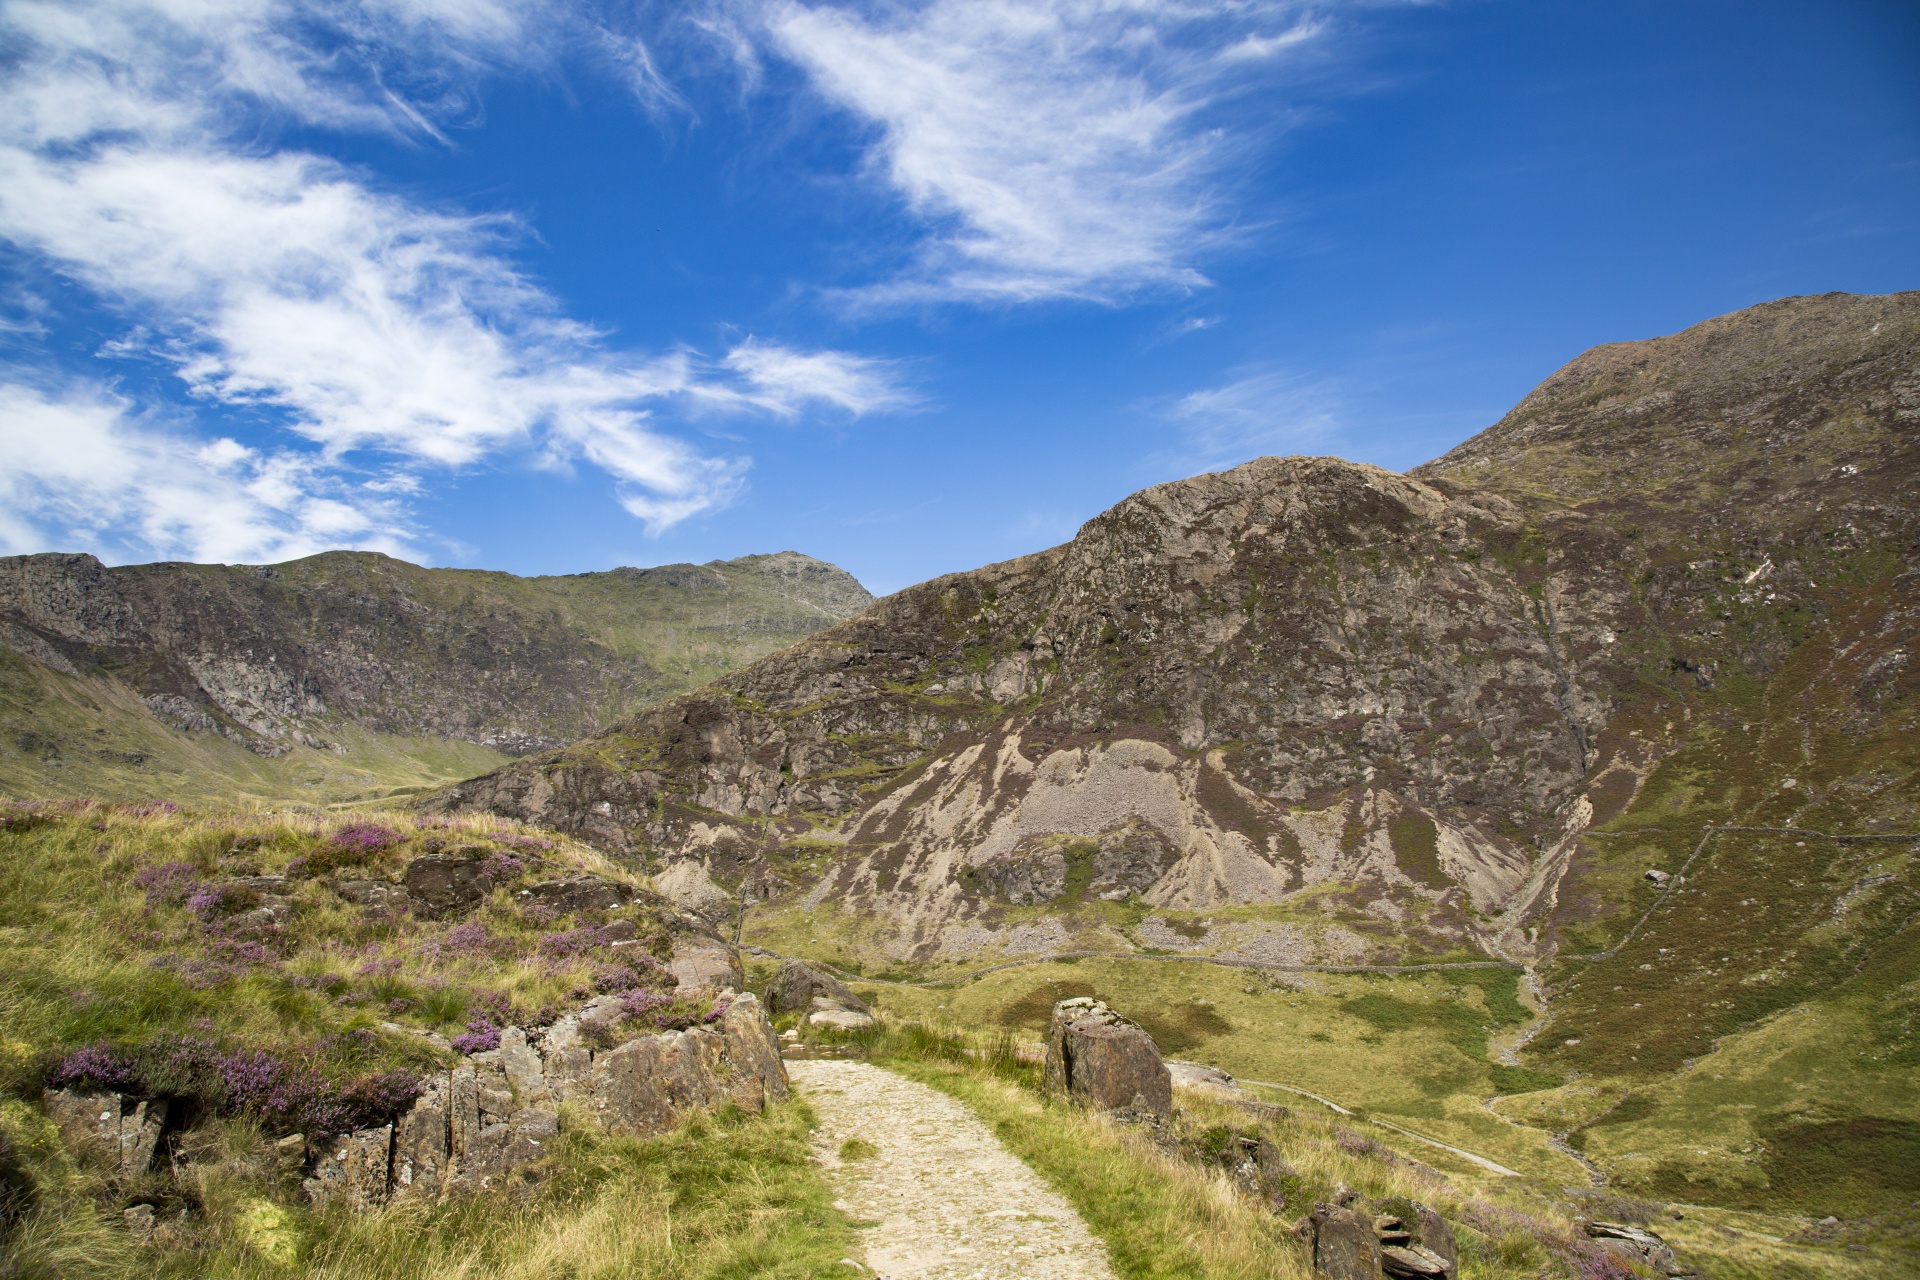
[0,549,870,801]
[432,292,1919,981]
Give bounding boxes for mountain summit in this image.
[433,290,1918,973]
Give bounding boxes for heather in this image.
[0,801,856,1279]
[0,802,679,1104]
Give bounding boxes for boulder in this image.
[517,876,629,915]
[42,1089,167,1175]
[765,958,867,1016]
[1585,1221,1683,1276]
[1043,998,1172,1119]
[668,937,745,992]
[303,1125,393,1209]
[1310,1204,1384,1280]
[403,856,490,917]
[586,993,788,1137]
[1373,1201,1456,1279]
[1166,1060,1244,1099]
[808,1008,876,1031]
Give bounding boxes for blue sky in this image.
[1,1,1915,595]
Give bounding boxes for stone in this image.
[1310,1204,1384,1280]
[1043,998,1172,1119]
[1585,1222,1682,1275]
[669,938,745,992]
[303,1125,393,1209]
[1645,869,1672,887]
[335,879,410,910]
[1166,1060,1243,1098]
[403,856,491,917]
[42,1089,167,1175]
[586,992,787,1137]
[1381,1244,1449,1277]
[124,1203,155,1239]
[272,1133,307,1178]
[808,1009,876,1030]
[391,1074,450,1199]
[517,876,629,915]
[1411,1204,1457,1278]
[766,958,867,1015]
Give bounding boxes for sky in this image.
[1,1,1915,596]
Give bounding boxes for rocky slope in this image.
[0,549,870,801]
[432,292,1918,991]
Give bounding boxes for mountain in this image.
[430,292,1919,1213]
[0,549,871,803]
[435,293,1916,951]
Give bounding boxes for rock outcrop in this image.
[1043,997,1173,1119]
[765,958,868,1017]
[1305,1199,1459,1280]
[41,1090,169,1176]
[1583,1221,1684,1276]
[305,992,786,1207]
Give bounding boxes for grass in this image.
[796,1017,1654,1280]
[3,1098,856,1279]
[836,956,1588,1181]
[0,801,866,1277]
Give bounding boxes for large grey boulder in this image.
[668,936,745,992]
[1043,997,1172,1119]
[1310,1204,1384,1280]
[765,958,866,1016]
[517,876,629,915]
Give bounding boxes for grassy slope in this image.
[0,648,510,806]
[0,551,870,806]
[0,803,864,1278]
[1500,575,1920,1222]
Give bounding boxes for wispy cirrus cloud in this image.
[756,0,1330,304]
[0,0,909,561]
[1167,366,1342,464]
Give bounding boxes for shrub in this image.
[538,926,609,960]
[451,1019,501,1054]
[132,860,201,908]
[48,1042,140,1093]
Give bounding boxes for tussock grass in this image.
[4,1096,855,1279]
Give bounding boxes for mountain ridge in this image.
[0,547,872,802]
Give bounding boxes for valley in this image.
[2,290,1915,1279]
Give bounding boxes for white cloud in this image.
[0,0,910,560]
[761,0,1328,303]
[1168,367,1341,463]
[0,381,415,563]
[722,339,919,415]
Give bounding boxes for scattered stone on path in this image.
[790,1059,1115,1280]
[1043,997,1172,1119]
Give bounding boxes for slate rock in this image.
[403,856,491,917]
[766,958,867,1015]
[303,1125,393,1209]
[391,1074,450,1199]
[1310,1203,1384,1280]
[517,876,628,915]
[585,992,786,1137]
[1585,1221,1683,1276]
[1381,1244,1449,1277]
[42,1089,167,1175]
[1044,997,1172,1119]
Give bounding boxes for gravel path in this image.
[788,1060,1116,1280]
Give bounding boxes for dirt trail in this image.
[788,1060,1115,1280]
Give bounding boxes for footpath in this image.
[789,1060,1116,1280]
